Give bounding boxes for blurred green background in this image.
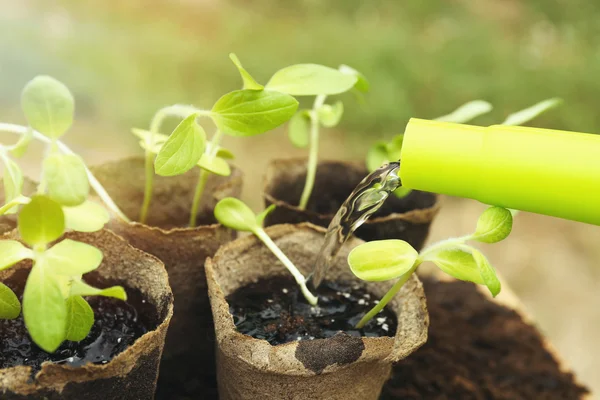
[1,0,599,394]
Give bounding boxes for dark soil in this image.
[0,275,154,373]
[380,277,589,400]
[269,162,436,217]
[227,276,397,345]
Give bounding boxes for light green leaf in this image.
[0,282,21,319]
[348,240,418,281]
[2,156,24,214]
[434,100,493,123]
[0,240,34,271]
[473,206,513,244]
[266,64,357,96]
[429,248,484,284]
[10,127,34,158]
[70,279,127,300]
[139,140,164,154]
[338,64,370,93]
[288,110,311,148]
[64,200,110,232]
[197,154,231,176]
[131,128,169,146]
[317,101,344,128]
[45,239,103,276]
[502,98,562,126]
[155,113,206,176]
[23,260,68,352]
[393,186,413,199]
[229,53,264,90]
[366,141,389,172]
[472,249,501,297]
[65,295,94,342]
[214,197,259,232]
[256,204,276,227]
[211,90,298,137]
[18,195,65,247]
[386,134,404,160]
[205,143,235,160]
[43,153,90,207]
[21,75,74,139]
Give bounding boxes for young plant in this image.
[0,76,125,353]
[214,197,318,305]
[348,206,513,328]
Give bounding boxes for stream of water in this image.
[307,162,403,290]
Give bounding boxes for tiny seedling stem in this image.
[189,169,209,227]
[139,146,154,224]
[298,94,326,210]
[254,228,318,305]
[0,123,130,222]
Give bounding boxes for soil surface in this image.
[0,278,153,373]
[380,277,589,399]
[227,276,397,345]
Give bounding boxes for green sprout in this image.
[0,76,124,353]
[347,206,513,328]
[214,197,318,305]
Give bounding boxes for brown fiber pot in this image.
[0,229,173,399]
[263,159,440,249]
[206,223,429,400]
[90,156,243,397]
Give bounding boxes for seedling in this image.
[348,206,513,328]
[0,76,125,353]
[214,197,318,305]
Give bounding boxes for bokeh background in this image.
[1,0,599,394]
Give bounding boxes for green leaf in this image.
[386,134,404,160]
[0,240,34,271]
[18,195,65,247]
[256,204,276,227]
[266,64,357,96]
[131,128,169,146]
[65,295,94,342]
[0,282,21,319]
[2,156,24,214]
[338,64,370,92]
[23,260,68,352]
[393,186,412,199]
[472,249,501,297]
[473,206,513,244]
[64,200,110,232]
[214,197,259,232]
[139,140,164,154]
[211,90,298,137]
[155,113,206,176]
[205,143,235,159]
[429,248,484,284]
[45,239,103,276]
[502,98,562,126]
[197,154,231,176]
[366,141,389,172]
[70,279,127,300]
[229,53,264,90]
[434,100,493,123]
[288,110,311,148]
[43,153,90,207]
[21,75,74,139]
[10,127,34,158]
[317,101,344,128]
[348,240,418,281]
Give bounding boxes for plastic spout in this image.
[400,118,600,226]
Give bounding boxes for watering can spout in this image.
[400,118,600,225]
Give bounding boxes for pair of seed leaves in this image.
[348,206,513,297]
[149,54,367,177]
[0,196,124,353]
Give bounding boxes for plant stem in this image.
[298,94,326,210]
[0,123,130,222]
[0,197,25,215]
[254,228,319,305]
[189,169,209,227]
[139,147,154,224]
[356,261,420,329]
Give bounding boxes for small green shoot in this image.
[347,206,513,328]
[214,197,318,305]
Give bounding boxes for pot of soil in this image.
[90,156,243,398]
[0,229,173,399]
[206,223,429,400]
[263,159,440,249]
[380,270,591,399]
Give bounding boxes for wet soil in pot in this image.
[380,277,589,399]
[227,276,397,344]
